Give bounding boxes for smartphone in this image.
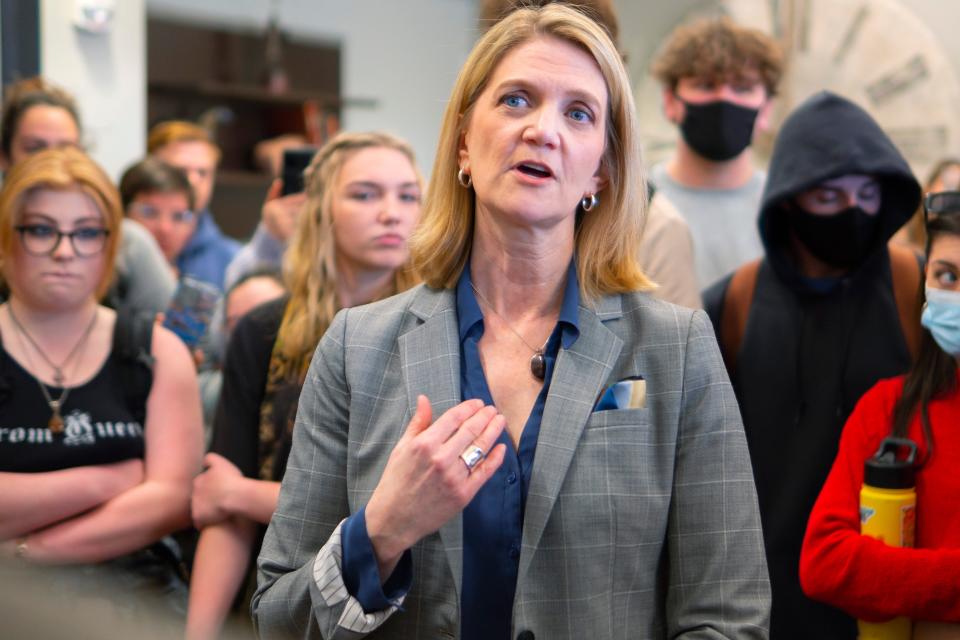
[281,147,318,195]
[162,276,222,348]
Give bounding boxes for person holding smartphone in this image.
[0,147,203,622]
[222,147,314,291]
[186,131,422,640]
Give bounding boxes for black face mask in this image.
[788,205,881,269]
[678,99,760,162]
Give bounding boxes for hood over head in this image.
[758,91,920,288]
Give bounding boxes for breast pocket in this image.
[585,408,649,430]
[576,409,661,494]
[565,407,673,549]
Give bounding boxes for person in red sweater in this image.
[800,194,960,636]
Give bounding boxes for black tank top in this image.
[0,321,147,473]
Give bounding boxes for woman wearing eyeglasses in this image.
[0,147,203,620]
[120,157,198,277]
[800,193,960,637]
[0,76,176,316]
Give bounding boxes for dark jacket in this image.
[704,91,921,640]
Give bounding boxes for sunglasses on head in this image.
[924,191,960,226]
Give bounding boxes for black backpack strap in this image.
[112,310,155,424]
[0,324,11,407]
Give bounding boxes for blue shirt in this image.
[340,262,581,639]
[176,210,241,291]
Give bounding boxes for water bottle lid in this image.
[864,437,917,489]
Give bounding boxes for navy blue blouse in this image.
[340,262,581,640]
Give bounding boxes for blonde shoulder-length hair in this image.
[411,3,652,302]
[276,131,422,380]
[0,147,122,301]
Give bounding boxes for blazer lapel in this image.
[397,286,465,597]
[517,294,624,585]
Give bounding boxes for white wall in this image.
[146,0,478,180]
[881,2,960,81]
[41,0,146,180]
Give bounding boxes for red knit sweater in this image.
[800,372,960,623]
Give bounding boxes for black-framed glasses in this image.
[924,191,960,225]
[14,224,110,257]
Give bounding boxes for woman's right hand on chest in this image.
[363,395,506,575]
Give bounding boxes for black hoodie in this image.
[704,92,921,639]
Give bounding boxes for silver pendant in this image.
[530,351,546,380]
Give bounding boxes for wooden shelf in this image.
[216,169,273,187]
[146,16,349,240]
[148,80,377,110]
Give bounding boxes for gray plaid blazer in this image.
[253,284,770,639]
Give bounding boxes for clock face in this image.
[635,0,960,181]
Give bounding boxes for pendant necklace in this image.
[35,374,69,433]
[6,305,99,433]
[471,283,550,380]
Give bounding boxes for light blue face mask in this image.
[921,286,960,357]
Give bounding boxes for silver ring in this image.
[459,444,485,472]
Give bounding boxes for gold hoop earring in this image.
[580,193,598,212]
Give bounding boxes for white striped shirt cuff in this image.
[313,519,405,634]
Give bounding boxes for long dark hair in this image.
[891,213,960,460]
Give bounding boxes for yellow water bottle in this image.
[859,437,918,640]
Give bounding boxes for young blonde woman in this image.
[186,131,422,639]
[0,148,202,616]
